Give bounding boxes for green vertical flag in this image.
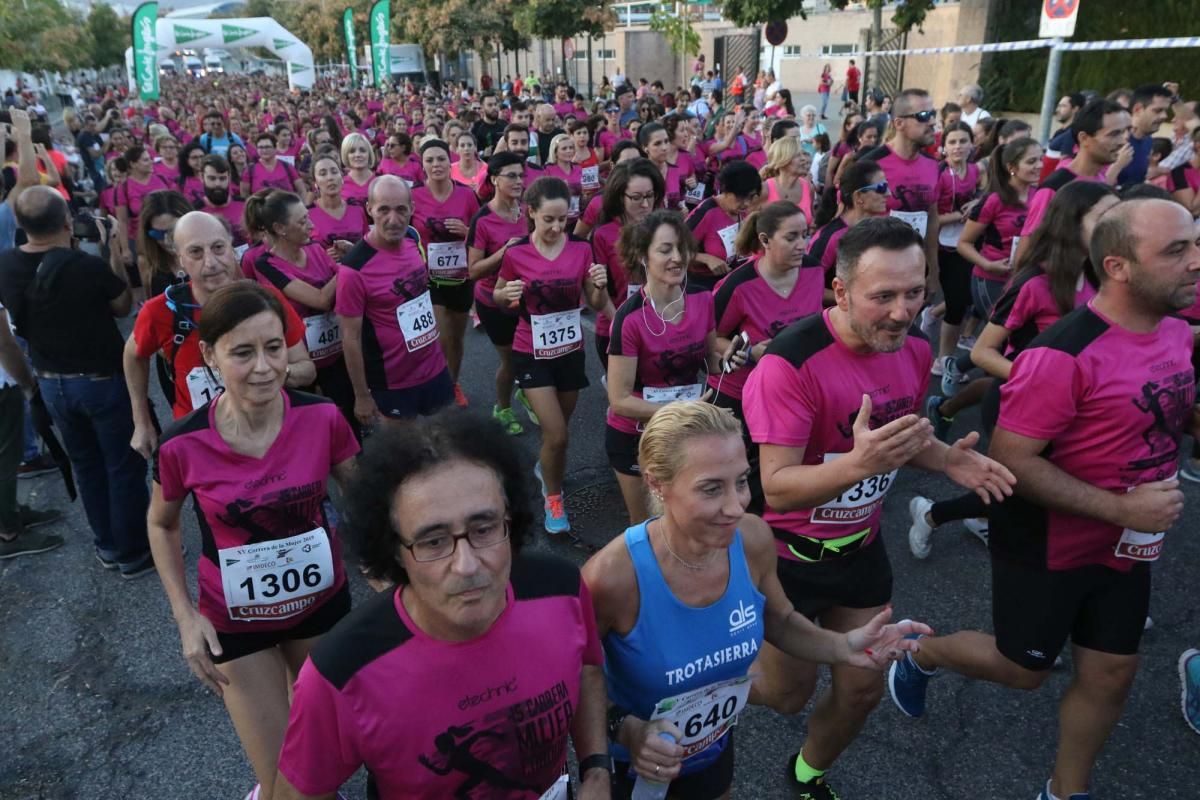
[343,8,359,80]
[131,2,160,101]
[368,0,390,88]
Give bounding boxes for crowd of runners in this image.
[1,62,1199,800]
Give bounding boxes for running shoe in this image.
[453,382,469,407]
[1145,615,1154,631]
[888,628,936,718]
[17,453,57,479]
[907,496,934,559]
[96,550,119,570]
[469,306,481,329]
[492,405,523,435]
[956,334,977,351]
[963,517,988,546]
[1180,458,1200,483]
[940,356,964,397]
[925,395,953,443]
[1035,779,1091,800]
[119,553,157,581]
[18,506,62,530]
[0,531,64,560]
[918,306,941,340]
[516,388,539,426]
[243,785,261,800]
[930,358,944,377]
[785,755,841,800]
[1180,648,1200,735]
[544,494,570,535]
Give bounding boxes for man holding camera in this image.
[0,185,153,578]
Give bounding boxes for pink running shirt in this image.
[744,309,931,557]
[498,235,594,356]
[154,390,358,632]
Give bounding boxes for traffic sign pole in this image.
[1037,38,1064,144]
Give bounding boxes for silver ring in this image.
[655,764,661,775]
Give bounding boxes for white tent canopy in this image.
[124,17,315,92]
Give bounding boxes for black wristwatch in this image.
[578,753,614,778]
[606,704,630,743]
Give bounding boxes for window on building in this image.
[574,49,616,60]
[783,45,802,58]
[820,44,857,56]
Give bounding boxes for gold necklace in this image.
[657,520,718,571]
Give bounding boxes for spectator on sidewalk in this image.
[0,186,153,578]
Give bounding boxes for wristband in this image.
[578,753,614,777]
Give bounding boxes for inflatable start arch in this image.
[125,17,315,92]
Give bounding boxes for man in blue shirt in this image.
[196,111,244,157]
[616,84,637,128]
[1117,84,1172,186]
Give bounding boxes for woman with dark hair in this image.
[251,190,354,430]
[591,159,667,365]
[908,181,1119,559]
[574,140,646,238]
[493,176,610,534]
[177,141,207,207]
[412,139,481,405]
[226,143,249,193]
[308,153,368,259]
[825,112,863,188]
[152,135,182,185]
[929,121,980,374]
[685,161,763,289]
[136,189,192,297]
[468,152,531,436]
[116,144,172,302]
[809,160,889,295]
[706,201,824,514]
[638,122,685,210]
[605,211,722,523]
[148,281,358,800]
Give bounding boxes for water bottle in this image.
[629,732,676,800]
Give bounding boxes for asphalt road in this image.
[3,312,1198,800]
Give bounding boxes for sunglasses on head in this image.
[901,109,937,123]
[855,181,889,195]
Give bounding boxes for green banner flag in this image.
[173,24,207,44]
[222,23,257,44]
[368,0,390,88]
[131,2,159,101]
[343,8,359,80]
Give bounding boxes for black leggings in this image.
[939,247,973,327]
[930,379,1002,527]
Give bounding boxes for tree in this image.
[88,4,129,69]
[649,3,701,58]
[718,0,936,33]
[512,0,615,43]
[0,0,90,72]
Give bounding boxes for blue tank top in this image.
[604,520,765,773]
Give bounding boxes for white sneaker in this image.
[931,358,945,377]
[908,496,935,559]
[963,517,989,545]
[1145,615,1154,631]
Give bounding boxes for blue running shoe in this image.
[925,395,953,443]
[940,356,964,397]
[544,494,570,535]
[1180,648,1200,735]
[887,627,936,718]
[1035,779,1091,800]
